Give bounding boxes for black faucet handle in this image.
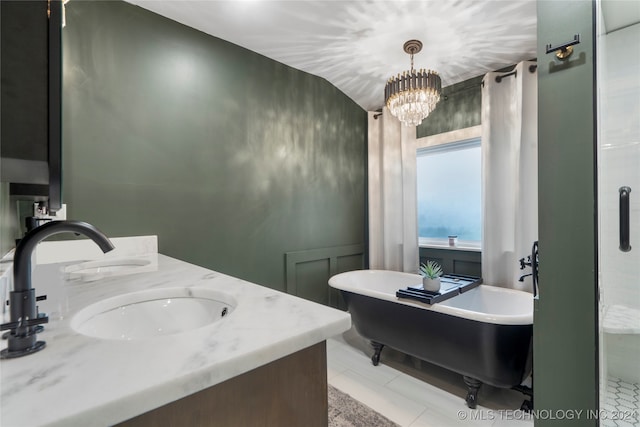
[0,313,49,332]
[519,255,532,270]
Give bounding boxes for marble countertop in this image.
[1,243,351,426]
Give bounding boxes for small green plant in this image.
[419,260,443,279]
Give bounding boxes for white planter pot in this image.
[422,277,441,292]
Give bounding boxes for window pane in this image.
[417,141,482,241]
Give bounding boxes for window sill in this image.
[419,240,482,253]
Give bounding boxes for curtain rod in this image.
[481,63,537,87]
[495,64,537,83]
[376,62,539,111]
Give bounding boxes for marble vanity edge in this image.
[56,317,351,427]
[1,240,352,427]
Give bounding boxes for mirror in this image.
[0,0,62,212]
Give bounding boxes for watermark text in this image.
[456,409,639,422]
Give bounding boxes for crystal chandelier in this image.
[384,40,442,127]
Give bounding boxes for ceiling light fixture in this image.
[384,40,441,127]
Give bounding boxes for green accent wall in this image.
[62,1,367,293]
[534,1,598,424]
[416,76,483,138]
[419,248,481,278]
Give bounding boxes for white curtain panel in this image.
[481,61,538,291]
[367,108,419,272]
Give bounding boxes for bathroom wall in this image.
[61,1,367,297]
[535,0,598,423]
[419,248,481,277]
[599,22,640,314]
[599,21,640,385]
[416,76,483,138]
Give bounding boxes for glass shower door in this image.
[597,1,640,424]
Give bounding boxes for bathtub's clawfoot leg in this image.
[370,341,385,366]
[463,376,482,409]
[513,384,534,412]
[520,398,533,413]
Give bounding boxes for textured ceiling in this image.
[125,0,537,111]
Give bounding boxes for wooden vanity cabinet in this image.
[119,342,328,427]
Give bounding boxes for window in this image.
[417,137,482,248]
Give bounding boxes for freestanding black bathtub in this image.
[329,270,533,409]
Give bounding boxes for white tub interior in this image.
[329,269,533,325]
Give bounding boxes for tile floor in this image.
[602,377,640,427]
[327,327,534,427]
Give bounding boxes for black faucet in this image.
[518,241,539,297]
[518,272,533,281]
[1,220,114,359]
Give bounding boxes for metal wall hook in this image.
[545,34,580,60]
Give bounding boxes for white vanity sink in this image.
[71,287,236,340]
[64,257,154,281]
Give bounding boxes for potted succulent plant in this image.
[420,260,443,292]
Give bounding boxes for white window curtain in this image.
[367,108,419,272]
[481,60,538,291]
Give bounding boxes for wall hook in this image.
[546,34,580,60]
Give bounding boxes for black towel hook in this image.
[546,34,580,60]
